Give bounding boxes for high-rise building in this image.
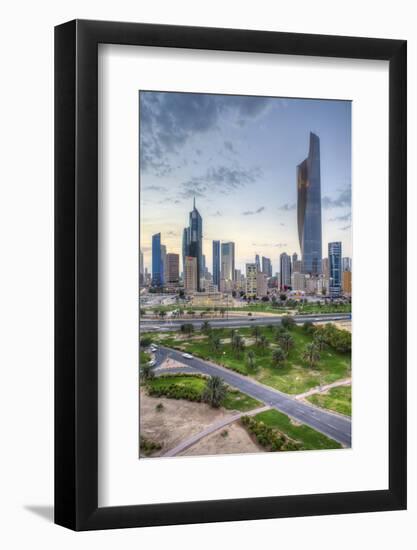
[342,257,352,272]
[184,256,198,292]
[182,199,203,290]
[221,242,235,282]
[280,252,292,289]
[262,256,272,277]
[342,270,352,294]
[139,249,144,285]
[329,242,342,297]
[293,260,302,273]
[297,132,323,275]
[255,254,261,273]
[322,257,329,278]
[245,263,257,298]
[256,272,268,297]
[166,253,179,283]
[151,233,163,287]
[212,240,220,289]
[291,272,306,291]
[292,252,298,266]
[160,244,167,285]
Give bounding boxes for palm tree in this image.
[246,350,256,371]
[201,320,211,333]
[251,325,261,343]
[278,332,294,354]
[231,333,245,357]
[258,334,269,350]
[302,343,321,369]
[202,376,227,408]
[272,347,286,368]
[158,310,167,320]
[208,333,221,354]
[314,331,327,351]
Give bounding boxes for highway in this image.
[141,312,351,332]
[153,346,352,447]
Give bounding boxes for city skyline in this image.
[140,92,351,272]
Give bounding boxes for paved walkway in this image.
[162,405,270,457]
[295,378,351,400]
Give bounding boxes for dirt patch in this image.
[155,357,196,371]
[180,421,263,457]
[140,390,228,457]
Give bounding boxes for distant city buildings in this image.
[255,254,261,273]
[221,242,235,283]
[183,198,203,291]
[322,257,329,279]
[329,242,342,297]
[342,270,352,295]
[291,271,306,291]
[140,249,144,286]
[342,257,352,272]
[256,272,268,297]
[297,132,322,275]
[160,244,167,285]
[151,233,163,287]
[280,252,292,289]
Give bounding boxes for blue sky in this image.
[140,91,351,274]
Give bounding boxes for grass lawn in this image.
[307,385,351,416]
[148,324,351,395]
[140,350,151,364]
[146,375,261,412]
[254,409,342,450]
[297,302,351,314]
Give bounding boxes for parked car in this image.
[182,353,193,359]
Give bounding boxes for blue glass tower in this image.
[212,240,220,289]
[151,232,163,287]
[297,132,322,275]
[328,241,342,297]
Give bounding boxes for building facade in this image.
[297,132,323,275]
[151,233,163,287]
[212,240,220,289]
[342,270,352,294]
[262,256,272,277]
[256,272,268,297]
[342,257,352,272]
[328,241,342,297]
[221,242,235,283]
[183,198,203,291]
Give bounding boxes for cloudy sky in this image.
[140,91,351,274]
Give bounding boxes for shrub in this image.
[140,336,152,348]
[140,436,162,456]
[281,316,296,330]
[241,416,301,452]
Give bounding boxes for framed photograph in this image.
[55,20,407,530]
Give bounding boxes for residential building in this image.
[151,233,163,287]
[256,272,268,297]
[297,132,323,275]
[280,252,292,289]
[329,242,342,297]
[212,240,220,289]
[166,253,179,283]
[291,271,306,291]
[184,256,198,292]
[245,263,257,298]
[343,270,352,294]
[322,257,329,278]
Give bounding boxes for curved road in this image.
[153,346,352,447]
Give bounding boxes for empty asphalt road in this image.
[153,346,352,447]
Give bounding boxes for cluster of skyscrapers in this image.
[141,132,351,300]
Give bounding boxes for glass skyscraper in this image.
[328,241,342,297]
[297,132,322,275]
[183,198,203,291]
[221,242,235,282]
[151,232,163,287]
[212,240,220,288]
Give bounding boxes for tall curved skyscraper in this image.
[297,132,322,275]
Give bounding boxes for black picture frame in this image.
[55,19,407,531]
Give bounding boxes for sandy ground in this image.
[155,357,193,370]
[313,320,351,332]
[179,421,263,457]
[140,390,263,458]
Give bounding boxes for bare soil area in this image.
[180,421,263,457]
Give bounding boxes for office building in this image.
[280,252,292,289]
[221,242,235,282]
[160,244,167,285]
[256,272,268,297]
[182,198,203,291]
[245,263,257,298]
[297,132,323,275]
[343,270,352,294]
[212,240,220,289]
[342,257,352,272]
[291,271,306,291]
[184,256,198,292]
[255,254,261,273]
[151,233,163,287]
[322,257,329,278]
[262,256,272,277]
[329,242,342,297]
[139,249,144,285]
[166,253,179,283]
